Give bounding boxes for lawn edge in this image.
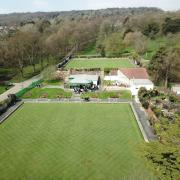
[130,102,149,143]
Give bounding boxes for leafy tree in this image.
[162,17,180,35]
[37,20,51,33]
[143,142,180,180]
[149,46,180,87]
[123,31,147,54]
[7,32,28,77]
[25,32,41,73]
[41,65,57,81]
[105,33,125,57]
[142,22,160,38]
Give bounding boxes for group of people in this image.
[73,84,99,94]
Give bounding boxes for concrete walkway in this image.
[0,75,41,102]
[132,100,157,141]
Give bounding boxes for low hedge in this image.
[16,79,43,98]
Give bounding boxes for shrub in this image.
[149,89,159,97]
[82,94,90,101]
[153,107,162,118]
[138,87,151,101]
[103,80,113,86]
[169,94,178,103]
[142,101,149,109]
[0,94,18,115]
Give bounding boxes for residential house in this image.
[104,68,154,95]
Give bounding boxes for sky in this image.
[0,0,180,14]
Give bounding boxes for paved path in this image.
[132,101,157,141]
[0,75,41,102]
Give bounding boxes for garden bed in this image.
[81,90,132,99]
[22,88,72,99]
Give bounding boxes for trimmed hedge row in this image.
[16,79,43,98]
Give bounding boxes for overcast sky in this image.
[0,0,180,14]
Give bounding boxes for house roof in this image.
[120,68,149,79]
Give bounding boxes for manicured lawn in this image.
[66,58,134,69]
[81,90,132,99]
[22,88,72,99]
[0,103,155,179]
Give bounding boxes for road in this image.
[0,75,41,102]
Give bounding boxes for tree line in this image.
[0,19,100,78]
[0,9,180,86]
[95,12,180,87]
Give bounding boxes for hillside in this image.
[0,7,163,26]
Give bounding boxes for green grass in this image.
[0,85,8,94]
[81,90,132,99]
[143,37,167,60]
[0,103,155,179]
[0,64,43,83]
[12,64,43,83]
[11,58,52,83]
[43,80,63,86]
[0,85,13,94]
[79,41,99,55]
[66,58,134,69]
[22,88,72,99]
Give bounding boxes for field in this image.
[66,58,134,69]
[0,103,154,180]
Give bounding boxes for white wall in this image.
[104,76,119,81]
[104,70,130,85]
[131,84,154,96]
